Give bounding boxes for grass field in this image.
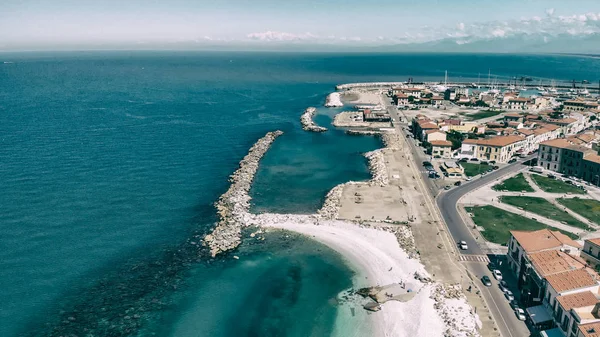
[465,205,579,244]
[460,162,490,177]
[492,173,534,192]
[557,197,600,225]
[464,110,504,120]
[530,174,586,194]
[500,196,591,230]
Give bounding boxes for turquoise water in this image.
[2,52,600,336]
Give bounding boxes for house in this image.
[440,161,464,177]
[537,138,595,176]
[554,290,600,336]
[425,130,446,142]
[581,239,600,268]
[430,140,453,159]
[394,93,410,107]
[412,118,439,141]
[506,97,531,110]
[363,110,391,122]
[504,113,524,123]
[581,154,600,187]
[564,100,600,112]
[460,135,525,163]
[402,88,422,98]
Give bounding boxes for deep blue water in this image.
[1,51,600,336]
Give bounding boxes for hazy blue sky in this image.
[2,0,600,50]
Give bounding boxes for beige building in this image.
[460,135,525,162]
[430,140,453,158]
[425,130,446,142]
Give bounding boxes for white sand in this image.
[325,92,344,107]
[255,214,480,337]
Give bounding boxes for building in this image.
[504,113,524,123]
[581,239,600,268]
[538,139,595,176]
[581,155,600,187]
[440,161,464,177]
[430,140,453,158]
[506,97,531,110]
[459,135,525,163]
[564,100,600,112]
[394,93,409,107]
[363,110,391,122]
[425,130,447,142]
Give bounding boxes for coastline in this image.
[203,88,480,336]
[300,107,328,132]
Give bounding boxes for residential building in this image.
[460,135,525,162]
[425,130,446,142]
[581,155,600,187]
[430,140,453,159]
[506,97,531,110]
[537,139,595,176]
[564,100,600,112]
[582,239,600,269]
[394,93,409,107]
[440,161,464,177]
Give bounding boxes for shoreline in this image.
[203,88,480,336]
[300,107,328,132]
[325,92,344,107]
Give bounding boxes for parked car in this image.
[465,177,472,181]
[493,270,502,280]
[508,158,518,164]
[505,290,515,301]
[444,185,451,190]
[459,158,468,162]
[499,280,508,293]
[515,308,527,321]
[481,276,492,287]
[454,181,462,186]
[470,158,479,162]
[459,241,468,250]
[489,160,496,164]
[509,300,520,310]
[492,166,499,170]
[423,161,432,167]
[547,174,555,179]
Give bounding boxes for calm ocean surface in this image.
[1,52,600,336]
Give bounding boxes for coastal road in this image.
[384,98,531,337]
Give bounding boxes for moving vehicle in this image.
[454,181,462,186]
[459,241,468,250]
[505,290,515,301]
[481,276,492,287]
[515,308,527,321]
[530,166,543,174]
[508,158,518,164]
[493,270,502,280]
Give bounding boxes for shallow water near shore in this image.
[3,51,600,336]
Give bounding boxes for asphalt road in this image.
[437,157,533,255]
[384,98,532,336]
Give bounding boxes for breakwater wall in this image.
[300,107,328,132]
[336,82,406,90]
[203,130,283,257]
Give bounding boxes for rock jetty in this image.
[325,92,344,107]
[336,82,407,90]
[203,130,283,257]
[365,150,388,187]
[300,107,327,132]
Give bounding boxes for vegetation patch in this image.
[557,197,600,225]
[500,196,591,230]
[492,173,534,192]
[466,205,578,244]
[460,162,490,177]
[530,174,586,194]
[464,110,503,121]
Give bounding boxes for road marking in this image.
[458,255,490,263]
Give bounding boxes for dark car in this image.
[423,161,432,167]
[481,275,492,287]
[489,160,496,164]
[459,158,468,162]
[470,158,479,162]
[454,181,462,186]
[548,174,555,179]
[492,166,499,170]
[508,158,517,163]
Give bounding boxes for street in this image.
[385,98,531,337]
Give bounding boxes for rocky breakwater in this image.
[336,82,407,90]
[324,92,344,107]
[364,150,388,187]
[203,130,283,257]
[300,107,327,132]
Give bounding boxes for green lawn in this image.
[530,174,586,194]
[460,162,490,177]
[465,205,579,244]
[492,173,534,192]
[500,196,592,230]
[557,197,600,225]
[464,110,503,121]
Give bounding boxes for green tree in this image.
[446,130,465,150]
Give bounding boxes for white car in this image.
[459,241,468,250]
[505,290,514,301]
[493,270,503,280]
[466,177,472,181]
[515,308,527,321]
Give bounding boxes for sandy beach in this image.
[256,215,480,337]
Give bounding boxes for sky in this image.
[3,0,600,51]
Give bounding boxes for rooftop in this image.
[419,122,439,130]
[425,129,445,134]
[557,291,599,311]
[430,140,452,147]
[528,250,585,277]
[579,322,600,337]
[517,129,535,136]
[462,135,524,147]
[540,138,574,149]
[510,229,581,253]
[587,238,600,247]
[546,269,597,293]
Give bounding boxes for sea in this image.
[1,52,600,337]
